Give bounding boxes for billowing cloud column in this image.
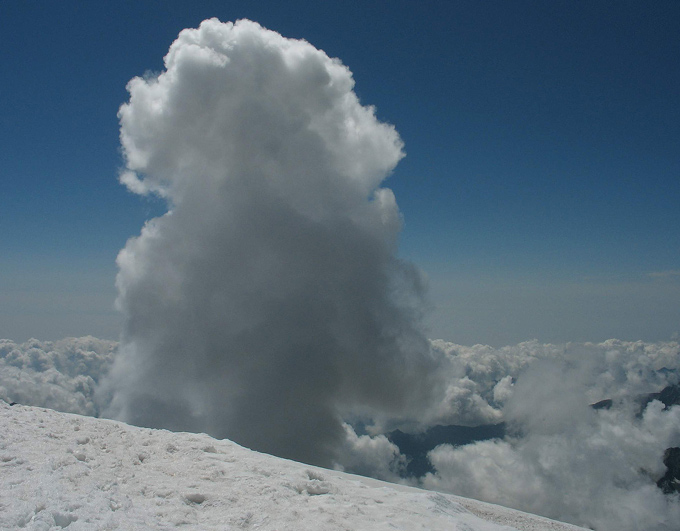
[101,19,434,466]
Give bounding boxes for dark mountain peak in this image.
[589,384,680,412]
[591,399,613,410]
[638,383,680,413]
[657,447,680,494]
[656,384,680,408]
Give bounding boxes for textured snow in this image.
[0,401,587,530]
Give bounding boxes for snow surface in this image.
[0,401,586,531]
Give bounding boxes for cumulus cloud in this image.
[0,337,117,416]
[100,18,436,467]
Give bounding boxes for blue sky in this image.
[1,0,679,345]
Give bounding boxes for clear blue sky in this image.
[2,0,679,346]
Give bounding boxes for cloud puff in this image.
[0,337,117,416]
[333,423,407,483]
[100,18,436,467]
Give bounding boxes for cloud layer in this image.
[100,18,435,467]
[0,337,117,416]
[3,335,679,530]
[421,339,680,531]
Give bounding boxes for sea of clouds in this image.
[0,336,116,417]
[2,335,679,530]
[423,339,680,531]
[4,17,679,531]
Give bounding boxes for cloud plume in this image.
[100,19,434,466]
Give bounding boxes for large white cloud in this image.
[100,18,437,467]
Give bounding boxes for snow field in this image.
[0,401,585,530]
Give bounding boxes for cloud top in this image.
[118,19,403,208]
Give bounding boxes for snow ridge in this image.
[0,401,584,530]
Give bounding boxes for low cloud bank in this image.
[338,339,680,531]
[0,337,117,416]
[4,335,679,531]
[423,338,680,430]
[420,339,680,531]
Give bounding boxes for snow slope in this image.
[0,401,585,531]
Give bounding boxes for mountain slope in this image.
[0,401,585,530]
